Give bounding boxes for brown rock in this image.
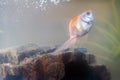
[0,47,111,80]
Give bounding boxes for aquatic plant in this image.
[87,0,120,63]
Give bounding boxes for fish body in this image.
[69,10,94,39]
[53,10,94,54]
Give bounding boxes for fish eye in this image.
[86,12,90,15]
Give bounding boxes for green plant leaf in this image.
[87,41,111,53]
[100,18,119,34]
[111,0,120,28]
[95,26,120,45]
[114,45,120,56]
[94,53,114,63]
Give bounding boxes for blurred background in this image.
[0,0,120,80]
[0,0,111,48]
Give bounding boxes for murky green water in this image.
[0,0,120,80]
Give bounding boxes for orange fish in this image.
[53,10,94,54]
[69,10,94,38]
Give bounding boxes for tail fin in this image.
[52,37,77,54]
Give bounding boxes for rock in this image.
[0,44,56,64]
[74,48,87,53]
[0,45,111,80]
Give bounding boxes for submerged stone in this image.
[0,45,111,80]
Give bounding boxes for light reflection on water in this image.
[0,0,71,10]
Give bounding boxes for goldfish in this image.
[53,10,94,54]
